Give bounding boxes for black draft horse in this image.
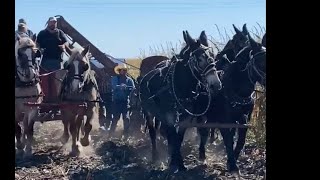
[197,33,266,174]
[139,30,222,171]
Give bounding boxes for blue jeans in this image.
[110,100,130,136]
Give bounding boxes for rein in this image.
[170,61,212,117]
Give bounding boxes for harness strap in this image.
[15,93,44,99]
[148,85,170,99]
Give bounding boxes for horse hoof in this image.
[198,159,208,166]
[16,143,25,150]
[69,150,80,157]
[16,149,25,157]
[227,164,240,174]
[199,154,206,161]
[168,165,180,173]
[229,170,242,179]
[23,148,33,158]
[169,164,186,173]
[80,138,90,147]
[60,135,69,144]
[151,154,160,165]
[70,147,81,157]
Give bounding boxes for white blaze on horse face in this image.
[20,48,36,82]
[71,61,80,92]
[25,48,32,61]
[206,70,222,92]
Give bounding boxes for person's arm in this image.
[28,29,34,38]
[58,30,70,52]
[36,30,46,49]
[126,78,135,91]
[59,30,68,46]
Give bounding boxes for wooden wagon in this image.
[23,69,87,122]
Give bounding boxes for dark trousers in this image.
[109,101,130,136]
[39,58,63,103]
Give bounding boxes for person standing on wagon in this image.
[109,64,135,139]
[36,16,69,71]
[15,18,34,40]
[36,16,69,104]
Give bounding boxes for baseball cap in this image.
[19,18,26,24]
[48,16,57,22]
[18,23,26,27]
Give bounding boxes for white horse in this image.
[60,45,100,156]
[15,34,43,156]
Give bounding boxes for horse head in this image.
[216,24,250,62]
[248,33,266,87]
[180,30,222,93]
[64,45,91,93]
[232,33,266,88]
[231,24,250,51]
[15,34,41,83]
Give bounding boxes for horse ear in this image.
[233,24,241,34]
[183,31,187,43]
[199,30,209,46]
[242,24,249,35]
[81,45,90,57]
[185,31,196,45]
[32,33,37,42]
[262,33,266,47]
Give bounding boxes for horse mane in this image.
[66,48,95,86]
[67,49,90,68]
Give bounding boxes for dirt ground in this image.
[15,119,266,180]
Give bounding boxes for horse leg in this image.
[155,117,164,141]
[234,114,250,160]
[110,111,120,137]
[146,112,158,163]
[24,109,37,157]
[98,103,107,128]
[60,113,70,144]
[209,128,216,144]
[198,127,209,161]
[76,116,84,144]
[233,128,247,161]
[15,121,25,153]
[167,126,186,172]
[177,127,187,170]
[219,128,239,173]
[80,106,95,147]
[122,106,131,140]
[70,116,81,156]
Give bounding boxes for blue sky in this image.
[15,0,265,58]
